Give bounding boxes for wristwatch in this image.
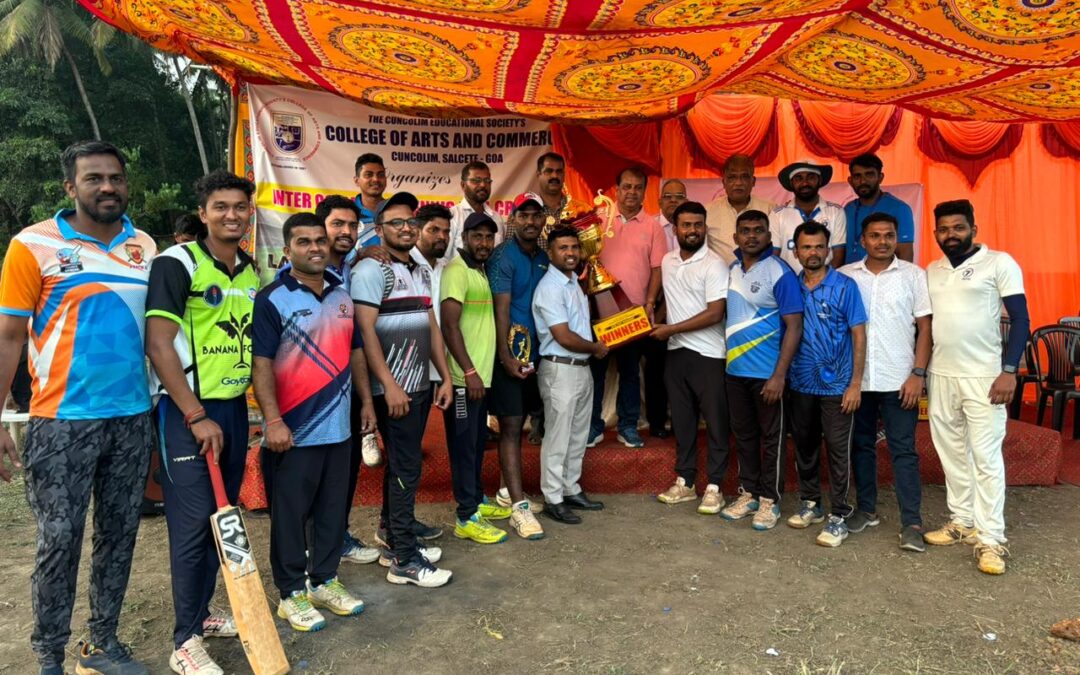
[911,367,927,377]
[1003,364,1018,374]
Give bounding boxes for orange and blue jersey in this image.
[252,271,361,447]
[0,210,156,419]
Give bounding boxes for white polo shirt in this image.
[927,246,1024,378]
[840,257,932,392]
[769,199,847,273]
[661,245,729,359]
[444,200,504,264]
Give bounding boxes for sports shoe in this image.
[201,607,237,638]
[341,531,380,564]
[657,477,697,505]
[374,520,443,548]
[168,636,221,675]
[40,666,63,675]
[277,590,326,632]
[308,577,364,616]
[587,431,604,448]
[527,424,543,446]
[509,502,545,540]
[816,515,849,547]
[924,522,978,546]
[974,542,1009,575]
[387,558,453,588]
[697,484,725,514]
[899,525,926,552]
[77,640,149,675]
[378,544,443,567]
[495,487,542,513]
[361,432,381,467]
[845,510,880,534]
[751,497,780,531]
[720,488,759,520]
[786,500,825,529]
[617,428,645,448]
[477,497,512,520]
[454,513,509,544]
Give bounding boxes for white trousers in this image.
[927,373,1008,545]
[538,359,594,504]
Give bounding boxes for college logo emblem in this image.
[204,285,224,307]
[124,243,145,266]
[338,303,351,319]
[248,287,257,301]
[273,112,303,154]
[750,281,761,294]
[961,268,974,280]
[56,245,83,273]
[786,239,795,250]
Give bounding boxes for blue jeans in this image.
[590,341,642,436]
[851,391,923,527]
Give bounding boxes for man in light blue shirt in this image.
[843,153,915,263]
[531,228,607,524]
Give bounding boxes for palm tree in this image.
[0,0,115,140]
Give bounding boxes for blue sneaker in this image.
[341,531,380,564]
[816,515,849,547]
[616,428,645,448]
[786,500,825,529]
[77,640,148,675]
[40,665,63,675]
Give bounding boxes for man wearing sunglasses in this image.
[445,161,504,263]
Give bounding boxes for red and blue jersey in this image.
[252,272,361,447]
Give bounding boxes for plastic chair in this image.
[1000,316,1039,419]
[1060,316,1080,373]
[1031,325,1080,437]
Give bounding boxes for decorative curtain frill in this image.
[1040,122,1080,159]
[918,119,1023,186]
[793,101,902,162]
[684,96,778,169]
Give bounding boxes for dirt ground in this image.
[0,481,1078,675]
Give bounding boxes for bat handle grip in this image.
[206,457,230,510]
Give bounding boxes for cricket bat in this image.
[207,459,289,675]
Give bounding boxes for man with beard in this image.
[440,213,512,543]
[535,152,568,251]
[145,171,260,674]
[488,193,548,539]
[785,221,866,550]
[590,167,668,449]
[0,141,156,675]
[923,200,1027,575]
[351,192,454,587]
[446,161,504,262]
[253,212,371,632]
[770,160,847,273]
[658,179,688,252]
[652,202,731,515]
[721,210,803,531]
[705,154,775,265]
[843,153,915,263]
[353,153,387,247]
[533,229,608,524]
[839,212,931,552]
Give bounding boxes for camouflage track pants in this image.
[23,413,153,667]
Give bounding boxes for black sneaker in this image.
[846,510,881,533]
[77,640,148,675]
[412,519,443,540]
[899,525,926,552]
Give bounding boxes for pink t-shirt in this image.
[599,210,667,306]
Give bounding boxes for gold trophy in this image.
[508,323,534,375]
[562,191,652,348]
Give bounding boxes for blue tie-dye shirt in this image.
[790,267,867,396]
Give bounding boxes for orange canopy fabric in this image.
[80,0,1080,123]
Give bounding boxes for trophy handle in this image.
[594,190,616,239]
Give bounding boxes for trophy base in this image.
[589,286,652,348]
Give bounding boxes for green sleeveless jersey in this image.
[146,239,260,400]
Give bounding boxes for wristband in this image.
[463,368,477,376]
[183,407,206,424]
[185,414,207,428]
[266,417,284,427]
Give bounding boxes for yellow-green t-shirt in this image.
[439,255,495,387]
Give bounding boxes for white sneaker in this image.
[509,503,545,540]
[341,533,380,564]
[361,433,382,467]
[201,607,237,639]
[276,590,326,632]
[697,484,725,514]
[378,544,443,567]
[170,636,224,675]
[308,577,364,616]
[387,558,453,588]
[496,487,542,513]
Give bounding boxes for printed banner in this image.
[247,84,552,280]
